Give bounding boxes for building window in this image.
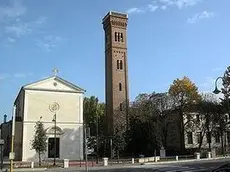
[187,132,193,144]
[206,132,211,143]
[117,60,119,69]
[118,33,120,42]
[120,33,123,42]
[197,132,202,144]
[215,132,220,143]
[117,60,123,70]
[115,32,124,42]
[119,83,122,91]
[120,60,123,70]
[115,32,118,42]
[120,103,123,111]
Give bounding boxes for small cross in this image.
[52,68,59,76]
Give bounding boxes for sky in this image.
[0,0,230,121]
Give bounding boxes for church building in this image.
[2,74,85,161]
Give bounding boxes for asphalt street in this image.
[3,158,230,172]
[48,158,230,172]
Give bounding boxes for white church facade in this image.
[11,75,85,161]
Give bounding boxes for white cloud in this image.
[33,16,47,26]
[36,35,62,52]
[161,5,167,10]
[0,73,9,80]
[212,67,223,72]
[5,23,31,37]
[0,0,26,21]
[127,7,144,14]
[7,37,16,43]
[127,0,202,15]
[187,11,215,24]
[159,0,201,9]
[14,73,26,78]
[148,4,159,12]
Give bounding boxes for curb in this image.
[2,168,47,172]
[143,156,230,165]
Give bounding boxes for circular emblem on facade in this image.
[49,102,60,113]
[53,82,57,86]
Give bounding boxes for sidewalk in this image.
[144,155,230,165]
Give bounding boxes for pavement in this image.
[1,158,230,172]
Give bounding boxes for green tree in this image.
[149,92,174,149]
[195,93,218,151]
[83,96,105,157]
[31,121,47,166]
[169,76,201,152]
[221,66,230,116]
[127,93,162,156]
[113,126,127,161]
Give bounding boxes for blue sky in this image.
[0,0,230,120]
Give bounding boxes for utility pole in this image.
[10,105,16,172]
[53,113,56,166]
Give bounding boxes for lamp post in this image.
[213,76,230,154]
[213,76,230,115]
[49,102,59,166]
[52,113,57,166]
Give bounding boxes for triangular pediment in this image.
[23,76,85,93]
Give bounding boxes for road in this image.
[3,158,230,172]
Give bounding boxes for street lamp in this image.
[213,76,230,114]
[213,76,230,154]
[52,114,57,166]
[49,102,59,166]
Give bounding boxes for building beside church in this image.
[1,75,85,161]
[103,11,129,136]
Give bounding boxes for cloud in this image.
[212,67,223,72]
[148,4,159,12]
[0,73,9,80]
[7,37,16,43]
[5,22,31,37]
[187,11,215,24]
[159,0,201,9]
[127,0,202,15]
[0,0,26,21]
[0,72,33,80]
[126,7,144,14]
[14,73,27,78]
[36,35,62,52]
[161,5,167,10]
[33,16,47,26]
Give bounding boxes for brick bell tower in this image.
[102,11,129,137]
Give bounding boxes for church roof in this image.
[22,76,86,93]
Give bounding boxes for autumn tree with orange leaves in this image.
[169,76,201,152]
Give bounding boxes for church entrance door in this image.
[48,138,60,158]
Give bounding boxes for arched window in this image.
[120,60,123,70]
[119,83,122,91]
[115,32,118,42]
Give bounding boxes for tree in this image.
[169,76,201,152]
[149,92,174,149]
[221,66,230,116]
[83,96,105,158]
[195,93,218,151]
[113,126,127,161]
[127,93,162,156]
[31,121,47,166]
